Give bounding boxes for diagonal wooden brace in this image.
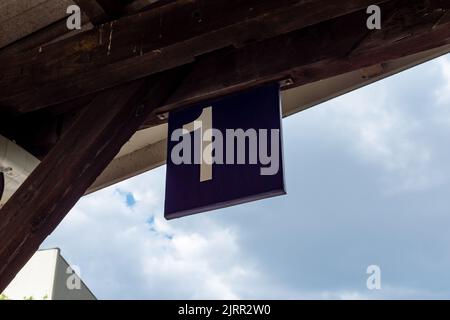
[0,68,186,292]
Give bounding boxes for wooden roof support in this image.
[4,0,449,153]
[0,68,186,292]
[73,0,129,25]
[0,0,386,115]
[3,0,449,143]
[147,0,450,121]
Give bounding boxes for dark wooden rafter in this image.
[2,0,449,159]
[37,1,450,122]
[0,67,187,292]
[0,0,389,115]
[73,0,130,25]
[124,0,179,14]
[153,0,450,117]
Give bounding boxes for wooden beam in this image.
[148,0,450,117]
[4,0,449,146]
[3,0,449,149]
[124,0,177,14]
[0,68,186,292]
[0,0,386,115]
[73,0,127,25]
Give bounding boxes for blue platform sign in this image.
[164,83,286,219]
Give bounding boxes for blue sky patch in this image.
[116,189,136,207]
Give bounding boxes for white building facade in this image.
[2,248,96,300]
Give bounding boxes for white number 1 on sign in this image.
[183,106,213,182]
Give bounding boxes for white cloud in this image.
[43,165,450,300]
[44,167,446,300]
[435,55,450,106]
[312,72,442,194]
[44,169,263,299]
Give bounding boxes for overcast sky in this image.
[44,53,450,300]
